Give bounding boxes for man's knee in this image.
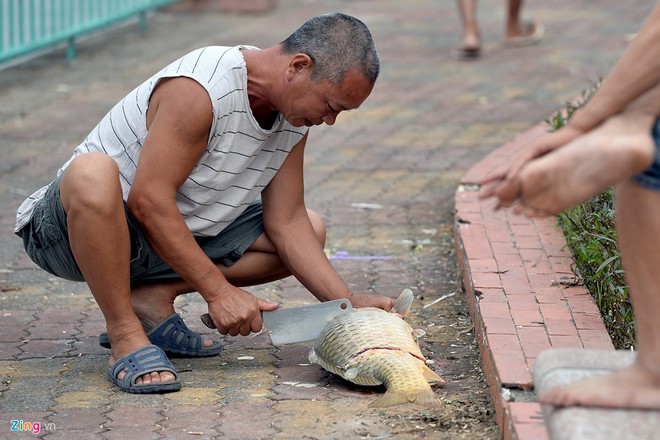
[307,209,326,246]
[60,153,123,213]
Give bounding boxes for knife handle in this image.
[200,312,265,330]
[200,313,215,329]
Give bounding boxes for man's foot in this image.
[108,345,180,393]
[107,323,178,386]
[452,46,481,60]
[455,26,481,61]
[504,20,545,47]
[130,282,217,350]
[539,363,660,409]
[516,113,656,217]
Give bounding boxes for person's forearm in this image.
[265,214,352,302]
[626,81,660,117]
[571,2,660,130]
[130,201,230,302]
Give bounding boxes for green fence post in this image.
[66,37,75,63]
[139,10,148,33]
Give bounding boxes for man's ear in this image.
[286,53,313,80]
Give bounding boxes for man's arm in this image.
[480,1,660,207]
[128,77,274,337]
[260,135,394,310]
[570,1,660,131]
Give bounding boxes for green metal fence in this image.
[0,0,180,64]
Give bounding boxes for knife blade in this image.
[200,298,353,345]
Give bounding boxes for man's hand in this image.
[206,285,279,336]
[349,293,395,311]
[479,126,586,209]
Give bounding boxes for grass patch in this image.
[546,85,636,349]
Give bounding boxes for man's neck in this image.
[242,46,281,129]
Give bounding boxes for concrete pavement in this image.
[0,0,654,438]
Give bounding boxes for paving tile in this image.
[48,409,107,432]
[476,288,508,304]
[479,302,511,318]
[520,338,552,359]
[472,271,503,289]
[497,263,528,281]
[160,404,222,438]
[522,254,554,275]
[0,343,22,360]
[491,241,521,256]
[482,315,517,335]
[518,326,550,344]
[510,223,539,238]
[500,275,533,296]
[544,319,579,337]
[508,401,547,426]
[218,402,277,439]
[533,287,566,304]
[549,335,584,349]
[511,309,545,327]
[577,329,614,350]
[468,258,499,273]
[572,312,607,330]
[507,292,539,310]
[16,339,74,359]
[538,303,572,321]
[0,310,33,343]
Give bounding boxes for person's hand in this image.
[349,293,395,311]
[479,126,586,209]
[206,285,279,336]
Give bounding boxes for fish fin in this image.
[369,388,441,408]
[422,365,447,386]
[392,288,414,317]
[412,328,426,338]
[308,348,319,364]
[344,367,360,380]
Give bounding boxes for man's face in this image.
[282,67,374,128]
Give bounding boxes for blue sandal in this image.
[99,313,223,357]
[108,345,181,394]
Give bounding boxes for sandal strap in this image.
[148,314,203,350]
[110,345,178,387]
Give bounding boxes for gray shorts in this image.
[17,175,265,282]
[631,117,660,190]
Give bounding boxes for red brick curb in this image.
[453,123,614,440]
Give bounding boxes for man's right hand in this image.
[479,125,586,209]
[206,285,279,337]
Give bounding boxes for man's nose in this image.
[322,112,339,125]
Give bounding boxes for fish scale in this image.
[308,289,446,407]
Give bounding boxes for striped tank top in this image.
[15,46,308,237]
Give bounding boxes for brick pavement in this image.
[0,0,655,439]
[455,125,615,439]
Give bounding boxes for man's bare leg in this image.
[60,153,175,385]
[539,180,660,409]
[504,0,540,44]
[516,113,656,217]
[456,0,480,51]
[128,209,327,337]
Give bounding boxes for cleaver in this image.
[200,298,353,345]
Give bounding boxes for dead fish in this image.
[308,288,446,407]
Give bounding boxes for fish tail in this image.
[369,387,441,407]
[392,288,414,317]
[422,364,447,386]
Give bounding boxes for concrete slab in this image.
[533,349,660,440]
